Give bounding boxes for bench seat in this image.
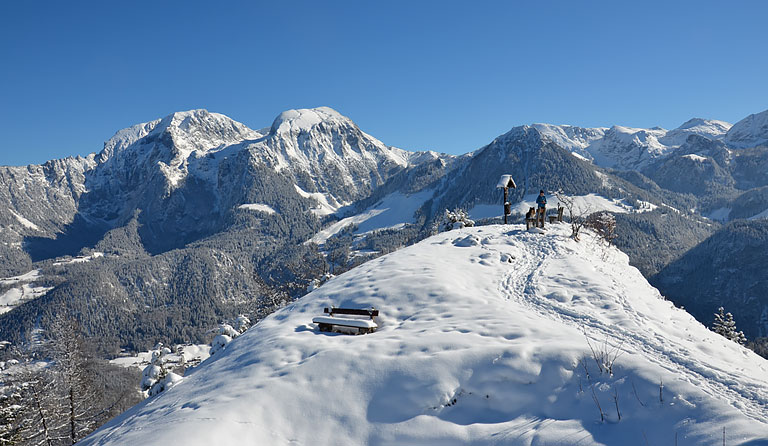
[312,316,378,329]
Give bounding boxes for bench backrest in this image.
[324,307,379,318]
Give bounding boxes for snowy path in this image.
[499,227,768,424]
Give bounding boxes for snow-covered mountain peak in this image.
[94,110,263,190]
[154,109,262,155]
[660,117,732,147]
[82,224,768,445]
[235,106,415,208]
[269,106,353,135]
[676,117,732,133]
[532,123,607,156]
[583,125,671,170]
[99,119,163,162]
[99,109,260,164]
[725,109,768,148]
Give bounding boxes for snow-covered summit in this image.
[99,119,162,163]
[92,109,263,189]
[532,123,607,153]
[99,109,260,164]
[82,224,768,446]
[155,109,262,154]
[661,117,732,147]
[242,107,415,207]
[586,125,671,170]
[269,106,352,135]
[725,109,768,148]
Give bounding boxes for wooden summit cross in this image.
[496,175,516,224]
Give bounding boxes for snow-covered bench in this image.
[313,307,379,334]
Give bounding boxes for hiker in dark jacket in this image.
[536,190,547,227]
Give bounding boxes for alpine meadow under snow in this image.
[82,224,768,446]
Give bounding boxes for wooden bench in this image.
[548,206,564,223]
[313,307,379,334]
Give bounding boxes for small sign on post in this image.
[496,175,517,224]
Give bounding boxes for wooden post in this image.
[496,175,516,225]
[503,187,508,225]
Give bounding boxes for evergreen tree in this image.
[712,307,747,345]
[442,209,474,231]
[140,343,182,398]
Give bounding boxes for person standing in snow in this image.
[536,190,547,228]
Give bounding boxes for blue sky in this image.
[1,1,766,166]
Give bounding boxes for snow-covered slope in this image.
[725,109,768,148]
[82,224,768,446]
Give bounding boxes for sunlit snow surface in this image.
[237,203,277,215]
[82,225,768,446]
[0,269,52,314]
[310,189,434,245]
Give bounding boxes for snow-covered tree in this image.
[712,307,747,345]
[141,343,182,398]
[210,324,238,356]
[209,315,253,356]
[442,209,475,231]
[307,273,335,292]
[232,315,251,335]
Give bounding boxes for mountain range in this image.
[1,106,768,356]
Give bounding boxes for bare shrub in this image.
[585,332,624,377]
[585,211,617,246]
[554,191,591,241]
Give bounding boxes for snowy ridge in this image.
[270,107,349,135]
[99,119,162,162]
[83,225,768,446]
[532,123,607,154]
[725,109,768,148]
[661,118,732,146]
[531,117,734,171]
[96,109,263,189]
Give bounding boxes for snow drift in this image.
[83,224,768,445]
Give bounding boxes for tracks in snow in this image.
[496,230,768,424]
